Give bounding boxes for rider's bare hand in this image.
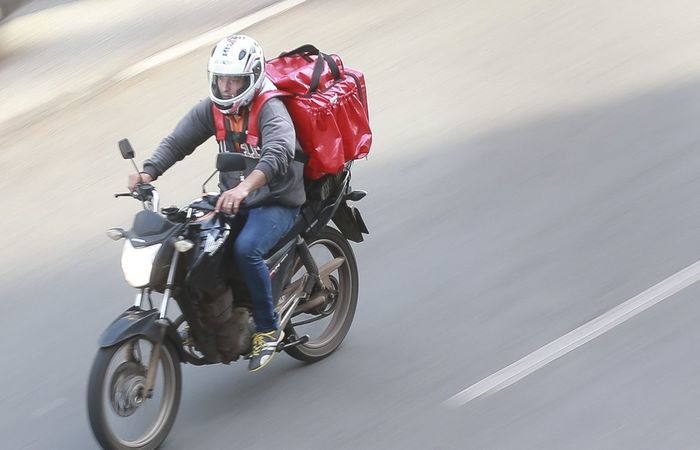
[216,185,250,215]
[215,169,267,215]
[128,173,153,192]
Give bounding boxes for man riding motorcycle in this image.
[127,34,305,372]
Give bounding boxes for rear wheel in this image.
[87,337,181,450]
[285,226,359,362]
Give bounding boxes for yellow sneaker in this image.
[248,329,284,372]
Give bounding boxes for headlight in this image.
[121,241,162,288]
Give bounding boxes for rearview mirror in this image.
[216,152,246,172]
[118,139,135,159]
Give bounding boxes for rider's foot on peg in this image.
[248,329,285,372]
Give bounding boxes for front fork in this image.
[133,251,181,399]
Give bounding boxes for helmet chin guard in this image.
[208,35,265,115]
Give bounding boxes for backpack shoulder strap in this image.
[212,103,227,142]
[246,89,292,147]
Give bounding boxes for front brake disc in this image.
[109,360,147,417]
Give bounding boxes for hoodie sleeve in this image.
[142,99,215,180]
[254,98,296,183]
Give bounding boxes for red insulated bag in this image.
[247,45,372,180]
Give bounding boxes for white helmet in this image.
[208,35,265,115]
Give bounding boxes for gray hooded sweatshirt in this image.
[142,97,305,208]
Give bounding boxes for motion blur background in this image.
[3,0,700,448]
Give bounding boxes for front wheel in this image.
[87,337,182,450]
[285,226,359,362]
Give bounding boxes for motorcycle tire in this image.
[87,337,182,450]
[285,226,359,362]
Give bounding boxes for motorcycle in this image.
[86,139,368,450]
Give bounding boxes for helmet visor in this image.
[210,74,253,102]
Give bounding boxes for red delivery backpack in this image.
[215,45,372,180]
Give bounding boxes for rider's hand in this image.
[128,173,153,192]
[215,169,267,214]
[216,185,250,215]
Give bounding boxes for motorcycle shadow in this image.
[178,356,327,423]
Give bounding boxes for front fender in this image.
[98,306,186,348]
[98,307,186,363]
[98,307,162,347]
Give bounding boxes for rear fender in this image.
[332,202,369,243]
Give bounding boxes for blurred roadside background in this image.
[0,0,279,128]
[4,1,700,449]
[0,0,26,21]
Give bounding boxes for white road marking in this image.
[113,0,307,82]
[0,0,307,128]
[443,259,700,408]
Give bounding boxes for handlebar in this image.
[205,194,219,207]
[176,194,235,220]
[115,189,235,219]
[187,194,218,211]
[114,183,159,211]
[190,195,233,217]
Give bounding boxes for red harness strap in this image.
[212,103,227,142]
[245,90,291,146]
[211,90,290,148]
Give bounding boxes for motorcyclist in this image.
[127,34,305,372]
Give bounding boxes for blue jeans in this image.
[232,205,299,332]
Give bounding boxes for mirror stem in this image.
[201,170,218,194]
[129,159,141,179]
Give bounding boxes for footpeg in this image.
[277,334,309,352]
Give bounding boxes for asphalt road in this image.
[3,0,700,449]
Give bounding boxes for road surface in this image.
[2,0,700,448]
